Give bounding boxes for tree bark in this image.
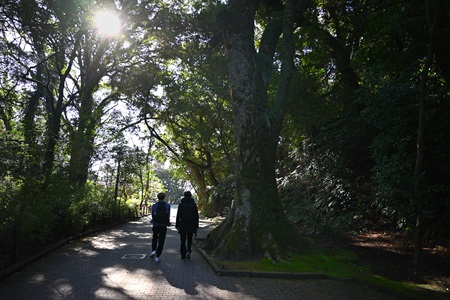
[204,0,301,261]
[68,39,109,186]
[68,93,97,186]
[413,0,439,270]
[113,157,121,219]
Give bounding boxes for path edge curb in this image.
[193,239,337,280]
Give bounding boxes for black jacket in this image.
[175,197,199,234]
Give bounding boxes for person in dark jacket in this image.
[150,192,171,263]
[175,191,199,261]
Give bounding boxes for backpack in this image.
[181,201,197,224]
[153,201,169,224]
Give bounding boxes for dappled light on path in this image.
[0,217,400,300]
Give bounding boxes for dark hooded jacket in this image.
[176,196,199,234]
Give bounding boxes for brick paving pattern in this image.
[0,206,399,299]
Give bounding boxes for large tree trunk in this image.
[68,93,96,186]
[42,45,77,184]
[42,91,64,185]
[68,40,107,187]
[204,0,300,261]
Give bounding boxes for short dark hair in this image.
[184,191,192,197]
[157,192,165,200]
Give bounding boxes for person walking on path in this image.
[176,191,199,261]
[150,192,171,263]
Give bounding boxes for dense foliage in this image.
[276,0,450,254]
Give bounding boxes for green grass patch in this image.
[217,248,364,278]
[361,275,440,300]
[214,246,439,300]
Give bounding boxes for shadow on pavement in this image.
[0,210,404,300]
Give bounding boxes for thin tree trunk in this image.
[114,158,121,219]
[413,0,439,270]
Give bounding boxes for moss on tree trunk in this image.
[203,0,302,261]
[204,134,300,261]
[204,177,300,261]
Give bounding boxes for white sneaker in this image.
[155,257,160,263]
[150,251,156,258]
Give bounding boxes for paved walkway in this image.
[0,206,399,299]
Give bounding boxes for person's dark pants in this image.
[152,226,167,257]
[179,232,194,258]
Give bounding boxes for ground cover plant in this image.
[206,233,450,300]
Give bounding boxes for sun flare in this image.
[93,11,121,37]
